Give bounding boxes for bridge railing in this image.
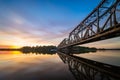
[58,0,120,48]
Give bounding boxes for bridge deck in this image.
[60,23,120,48]
[58,0,120,49]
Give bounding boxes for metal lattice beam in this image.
[58,0,120,49]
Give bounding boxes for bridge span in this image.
[57,0,120,80]
[58,0,120,49]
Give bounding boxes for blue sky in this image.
[0,0,120,48]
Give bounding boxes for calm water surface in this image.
[74,50,120,66]
[0,50,120,80]
[0,51,75,80]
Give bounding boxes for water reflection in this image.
[0,51,75,80]
[58,52,120,80]
[22,51,56,55]
[0,50,120,80]
[74,50,120,66]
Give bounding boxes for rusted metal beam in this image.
[58,0,120,49]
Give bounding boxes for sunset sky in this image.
[0,0,120,49]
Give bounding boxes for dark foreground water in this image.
[0,50,120,80]
[0,51,75,80]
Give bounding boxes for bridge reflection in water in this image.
[58,52,120,80]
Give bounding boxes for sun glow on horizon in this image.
[0,0,119,49]
[0,45,22,49]
[10,45,22,49]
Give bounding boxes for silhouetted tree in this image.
[20,45,57,54]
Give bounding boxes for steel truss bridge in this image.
[58,52,120,80]
[57,0,120,80]
[58,0,120,49]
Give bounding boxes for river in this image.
[74,50,120,66]
[0,50,119,80]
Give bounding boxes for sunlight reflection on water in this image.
[0,50,120,80]
[0,51,75,80]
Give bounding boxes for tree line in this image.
[20,45,97,54]
[20,46,57,54]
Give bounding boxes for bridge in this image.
[57,0,120,80]
[58,0,120,49]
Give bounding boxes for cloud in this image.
[0,11,71,47]
[0,1,119,48]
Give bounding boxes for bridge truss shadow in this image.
[58,52,120,80]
